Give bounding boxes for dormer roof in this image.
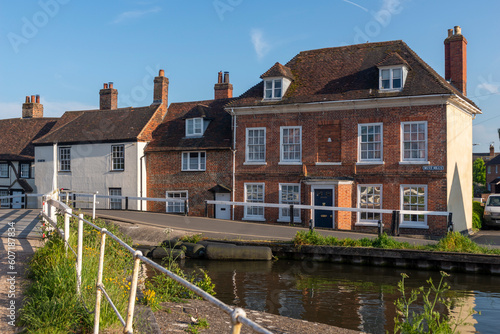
[376,52,410,68]
[260,62,294,80]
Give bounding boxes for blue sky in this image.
[0,0,499,153]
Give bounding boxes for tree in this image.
[473,158,486,185]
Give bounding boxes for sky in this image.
[0,0,499,153]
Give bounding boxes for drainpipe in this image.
[140,154,145,211]
[231,108,236,220]
[52,142,58,193]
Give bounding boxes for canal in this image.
[178,259,500,333]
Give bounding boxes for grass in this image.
[292,230,500,255]
[19,212,215,333]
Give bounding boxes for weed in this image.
[180,234,204,244]
[186,317,210,333]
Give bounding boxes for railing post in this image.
[92,193,97,221]
[24,194,28,209]
[391,211,397,236]
[377,220,383,236]
[77,213,83,296]
[231,308,246,334]
[395,211,400,236]
[125,197,129,211]
[64,211,70,255]
[184,199,188,216]
[205,201,208,217]
[94,229,107,334]
[289,205,294,225]
[124,251,143,333]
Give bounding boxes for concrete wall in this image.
[446,104,473,232]
[35,141,146,210]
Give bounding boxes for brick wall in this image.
[146,149,232,216]
[232,104,449,235]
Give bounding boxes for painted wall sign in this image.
[422,166,444,171]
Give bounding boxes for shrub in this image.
[472,201,484,230]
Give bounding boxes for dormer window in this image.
[379,66,407,91]
[264,79,282,99]
[186,118,203,137]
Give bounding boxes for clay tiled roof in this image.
[0,117,57,161]
[33,105,161,145]
[486,155,500,166]
[229,40,479,109]
[145,98,234,152]
[260,62,294,80]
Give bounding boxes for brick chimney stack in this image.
[214,71,233,99]
[22,94,43,118]
[490,143,495,157]
[99,82,118,110]
[444,26,467,95]
[153,69,169,105]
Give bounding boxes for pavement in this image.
[0,209,43,333]
[86,209,440,246]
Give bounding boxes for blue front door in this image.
[314,189,334,228]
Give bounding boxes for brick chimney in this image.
[214,71,233,99]
[99,82,118,110]
[444,26,467,95]
[153,69,169,105]
[490,143,495,157]
[22,94,43,118]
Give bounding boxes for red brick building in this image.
[145,72,234,217]
[226,27,480,236]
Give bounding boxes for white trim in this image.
[278,183,301,222]
[58,146,71,172]
[399,223,430,229]
[166,190,188,213]
[263,78,283,100]
[181,151,206,171]
[303,179,354,185]
[356,161,385,166]
[378,65,408,92]
[111,144,125,171]
[310,184,336,227]
[400,121,428,162]
[185,118,203,137]
[243,162,267,166]
[0,163,9,178]
[358,123,383,163]
[245,127,266,163]
[357,184,382,225]
[278,162,303,166]
[244,182,265,220]
[400,184,428,227]
[280,126,302,163]
[315,162,342,166]
[399,161,430,165]
[228,94,481,116]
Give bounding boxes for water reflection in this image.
[177,259,500,333]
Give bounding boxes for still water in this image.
[178,259,500,334]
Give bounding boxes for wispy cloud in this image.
[340,0,368,12]
[111,6,161,24]
[250,29,271,60]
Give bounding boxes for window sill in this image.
[277,218,301,223]
[399,223,429,229]
[356,161,384,166]
[58,171,71,173]
[278,162,302,166]
[243,217,266,222]
[262,98,282,101]
[315,162,342,166]
[355,222,379,227]
[181,170,206,172]
[110,169,125,172]
[244,162,267,166]
[399,161,430,165]
[379,88,403,93]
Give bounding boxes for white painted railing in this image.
[41,190,272,334]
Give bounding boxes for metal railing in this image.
[41,190,272,334]
[205,200,453,234]
[0,193,44,208]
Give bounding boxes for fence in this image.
[205,200,454,234]
[41,190,272,334]
[0,193,44,209]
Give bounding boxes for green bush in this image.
[472,201,484,230]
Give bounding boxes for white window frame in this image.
[111,145,125,171]
[186,118,203,137]
[488,166,492,174]
[356,184,382,226]
[279,183,301,222]
[109,188,122,210]
[20,163,30,178]
[264,79,283,100]
[0,190,9,208]
[401,121,428,163]
[182,151,206,171]
[59,147,71,172]
[245,128,266,164]
[0,163,8,178]
[400,185,428,228]
[379,66,406,91]
[280,126,302,164]
[358,123,383,163]
[244,183,265,221]
[166,191,188,213]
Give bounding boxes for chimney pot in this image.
[224,71,229,83]
[104,83,108,89]
[25,96,30,103]
[109,82,113,89]
[159,69,165,77]
[31,95,35,103]
[448,29,453,37]
[36,95,40,103]
[218,71,223,84]
[454,26,462,35]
